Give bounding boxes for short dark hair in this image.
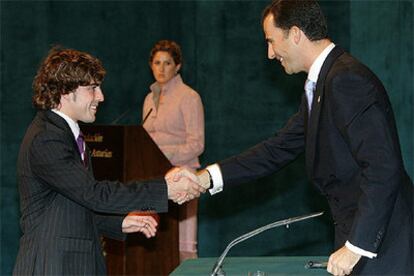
[149,40,182,66]
[33,47,106,110]
[262,0,328,41]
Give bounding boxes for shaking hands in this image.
[122,168,211,237]
[165,167,210,204]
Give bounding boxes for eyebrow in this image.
[265,38,273,43]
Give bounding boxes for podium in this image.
[81,125,179,275]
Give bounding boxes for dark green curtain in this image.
[1,1,412,274]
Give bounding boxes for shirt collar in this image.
[150,74,183,95]
[307,42,336,83]
[52,109,80,139]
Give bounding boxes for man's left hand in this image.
[327,245,361,276]
[122,214,158,238]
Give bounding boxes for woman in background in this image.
[142,40,204,261]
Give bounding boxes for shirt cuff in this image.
[345,241,377,259]
[206,164,223,195]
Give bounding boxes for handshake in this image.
[165,167,211,205]
[122,168,211,237]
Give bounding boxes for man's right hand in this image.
[195,169,212,189]
[165,167,206,204]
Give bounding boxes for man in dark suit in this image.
[14,47,204,275]
[192,0,413,275]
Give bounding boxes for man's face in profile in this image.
[61,83,104,123]
[263,14,301,75]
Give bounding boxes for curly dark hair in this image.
[149,40,182,66]
[32,47,106,110]
[262,0,328,41]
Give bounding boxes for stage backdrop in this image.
[1,1,412,274]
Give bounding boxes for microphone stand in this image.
[211,211,324,276]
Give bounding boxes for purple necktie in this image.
[76,133,88,167]
[76,133,85,157]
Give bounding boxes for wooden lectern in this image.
[81,125,179,275]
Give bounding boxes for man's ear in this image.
[60,93,73,107]
[290,26,302,45]
[61,93,70,101]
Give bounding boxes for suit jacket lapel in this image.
[305,46,345,178]
[43,110,84,165]
[85,144,92,171]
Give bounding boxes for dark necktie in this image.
[76,133,85,156]
[76,132,87,167]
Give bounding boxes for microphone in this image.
[110,107,134,125]
[142,108,153,125]
[211,211,324,276]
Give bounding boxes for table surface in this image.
[170,256,329,276]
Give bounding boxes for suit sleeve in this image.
[29,132,168,215]
[95,214,126,241]
[328,72,404,252]
[219,95,307,186]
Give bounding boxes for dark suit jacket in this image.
[219,46,413,275]
[14,110,168,275]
